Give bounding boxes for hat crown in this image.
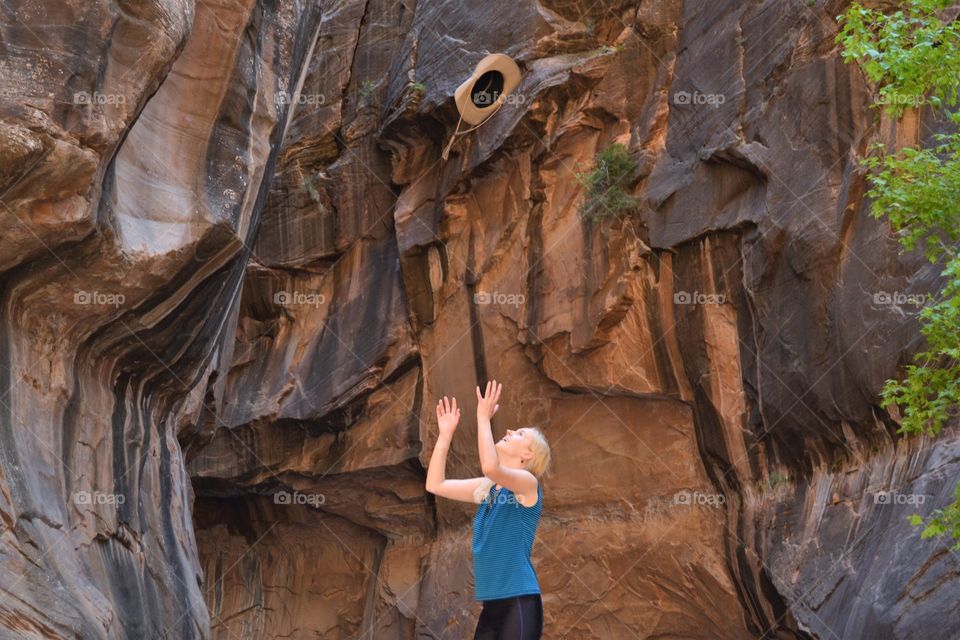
[454,54,521,125]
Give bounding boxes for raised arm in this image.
[476,380,537,497]
[476,381,502,473]
[425,396,487,504]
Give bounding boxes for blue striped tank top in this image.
[471,481,542,601]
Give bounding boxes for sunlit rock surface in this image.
[1,0,958,638]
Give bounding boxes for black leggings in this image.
[473,593,543,639]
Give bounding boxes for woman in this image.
[424,379,552,640]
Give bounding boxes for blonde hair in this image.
[475,426,552,503]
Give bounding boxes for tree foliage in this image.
[838,0,960,550]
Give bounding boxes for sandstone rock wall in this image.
[1,0,957,639]
[0,0,322,636]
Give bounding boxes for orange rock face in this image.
[1,1,958,639]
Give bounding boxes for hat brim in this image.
[454,54,521,125]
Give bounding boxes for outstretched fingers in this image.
[477,380,496,400]
[437,396,460,418]
[475,381,502,401]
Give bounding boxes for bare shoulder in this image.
[483,465,539,506]
[516,477,540,508]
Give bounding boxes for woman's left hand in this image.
[476,380,502,420]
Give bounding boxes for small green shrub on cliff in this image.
[576,143,638,223]
[766,472,793,490]
[302,174,321,203]
[360,79,377,99]
[838,0,960,550]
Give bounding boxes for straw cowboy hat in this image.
[453,53,522,125]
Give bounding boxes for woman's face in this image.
[496,427,534,461]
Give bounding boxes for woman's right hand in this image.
[436,396,460,438]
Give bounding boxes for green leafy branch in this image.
[837,0,960,118]
[838,0,960,550]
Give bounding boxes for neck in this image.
[499,453,525,469]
